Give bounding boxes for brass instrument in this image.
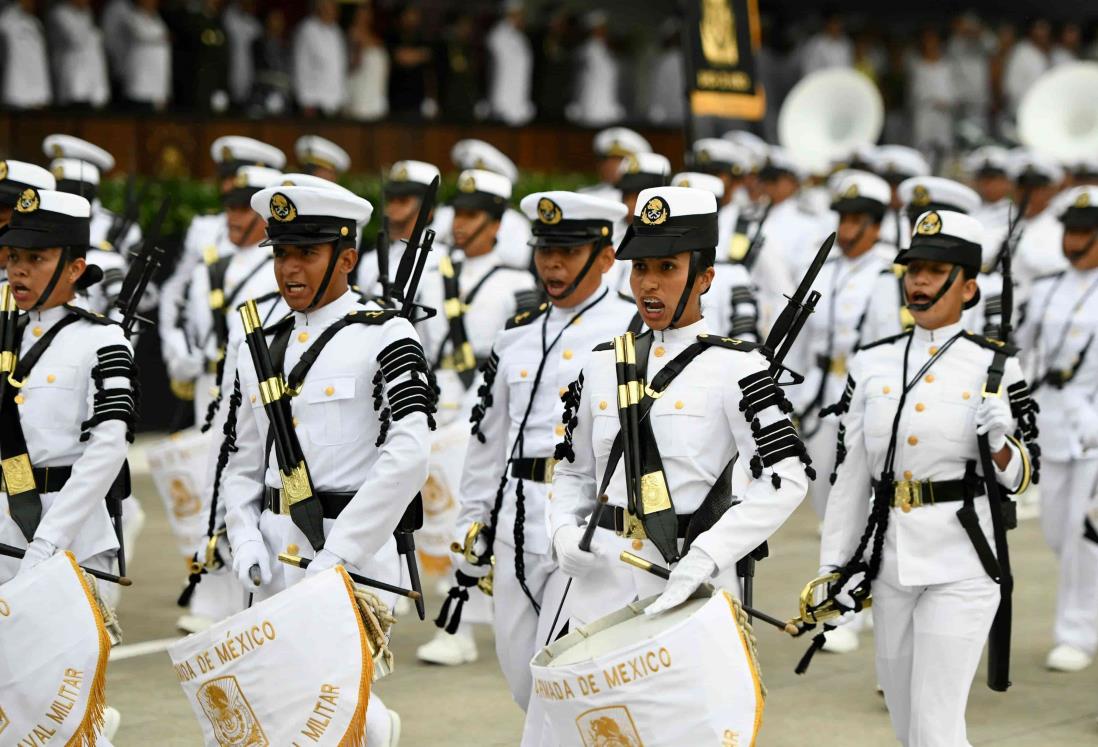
[790,572,872,627]
[450,521,494,597]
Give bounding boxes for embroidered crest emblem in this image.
[458,173,477,193]
[537,197,563,225]
[196,676,269,747]
[842,184,859,199]
[912,185,931,207]
[915,211,942,235]
[575,705,644,747]
[640,196,670,226]
[392,163,409,182]
[15,188,39,214]
[1075,191,1091,208]
[269,193,297,223]
[0,161,7,181]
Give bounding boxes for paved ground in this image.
[107,466,1098,745]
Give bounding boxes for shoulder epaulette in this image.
[513,288,546,315]
[65,305,118,326]
[961,331,1018,356]
[264,314,294,336]
[696,333,759,352]
[506,302,548,330]
[592,340,615,351]
[856,330,911,352]
[347,308,401,325]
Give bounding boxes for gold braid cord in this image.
[727,593,767,700]
[354,588,397,681]
[83,570,124,647]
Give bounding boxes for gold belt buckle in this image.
[895,479,923,513]
[541,458,557,483]
[621,509,647,540]
[279,489,290,514]
[829,354,847,376]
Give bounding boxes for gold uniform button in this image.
[962,391,971,400]
[14,394,24,405]
[250,394,257,404]
[520,369,529,378]
[908,435,919,446]
[924,374,935,383]
[883,386,891,394]
[598,400,608,411]
[915,403,925,412]
[929,345,939,355]
[324,386,335,396]
[559,386,568,397]
[654,346,666,358]
[297,331,309,343]
[555,423,565,437]
[293,417,300,427]
[572,316,582,325]
[32,326,43,337]
[631,539,644,551]
[903,470,913,480]
[286,543,299,555]
[674,400,684,410]
[47,374,56,383]
[563,350,573,360]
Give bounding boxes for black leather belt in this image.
[264,487,353,519]
[510,457,558,483]
[596,505,694,539]
[1,465,72,494]
[872,478,985,510]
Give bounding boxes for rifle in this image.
[0,285,17,409]
[105,176,149,251]
[437,248,477,386]
[392,175,439,309]
[739,200,773,271]
[115,196,171,337]
[991,189,1030,274]
[239,299,325,551]
[981,221,1017,692]
[0,542,132,586]
[377,215,392,301]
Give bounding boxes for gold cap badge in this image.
[220,145,233,161]
[0,161,7,181]
[537,197,563,225]
[52,164,65,179]
[269,192,297,222]
[624,154,641,174]
[234,172,248,188]
[1075,191,1091,208]
[51,143,63,158]
[640,196,670,226]
[912,185,931,206]
[915,211,942,235]
[842,184,859,199]
[392,163,409,182]
[458,174,477,193]
[15,188,39,213]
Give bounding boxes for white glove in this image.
[822,567,865,628]
[232,539,272,589]
[645,548,717,617]
[304,548,343,578]
[1078,416,1098,451]
[17,538,55,577]
[975,396,1013,451]
[454,526,491,579]
[167,351,204,382]
[552,525,603,578]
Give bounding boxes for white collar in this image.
[292,289,358,327]
[913,319,965,343]
[547,282,611,320]
[654,317,708,344]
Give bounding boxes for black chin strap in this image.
[541,240,607,302]
[904,264,962,312]
[669,252,699,328]
[307,243,349,310]
[842,216,873,255]
[31,248,72,311]
[454,214,495,255]
[1070,227,1098,262]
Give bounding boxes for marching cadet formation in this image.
[1,122,1096,747]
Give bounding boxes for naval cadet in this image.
[455,191,638,720]
[820,210,1038,746]
[548,186,811,636]
[1017,185,1098,674]
[294,134,352,182]
[221,185,434,747]
[0,160,57,281]
[579,126,653,204]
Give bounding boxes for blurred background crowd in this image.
[1,0,1096,161]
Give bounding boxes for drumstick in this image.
[619,551,797,635]
[277,553,421,600]
[0,542,133,586]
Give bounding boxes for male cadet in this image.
[965,145,1014,244]
[866,144,932,249]
[722,129,770,205]
[222,186,434,746]
[690,137,754,241]
[0,161,56,280]
[456,191,637,723]
[294,134,351,182]
[1017,186,1098,674]
[0,189,136,739]
[821,210,1037,747]
[180,166,283,427]
[861,176,998,343]
[357,159,441,293]
[435,139,533,268]
[548,185,810,637]
[414,168,537,666]
[580,126,653,202]
[670,171,759,342]
[1008,151,1068,299]
[159,136,285,409]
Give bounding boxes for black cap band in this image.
[831,196,886,219]
[896,235,982,273]
[1062,206,1098,230]
[616,212,718,259]
[262,217,357,247]
[450,191,506,217]
[529,219,612,247]
[617,173,670,194]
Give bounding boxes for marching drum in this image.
[530,587,765,747]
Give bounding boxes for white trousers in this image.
[492,543,556,710]
[1039,458,1098,653]
[874,570,999,747]
[805,418,839,518]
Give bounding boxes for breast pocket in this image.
[589,389,620,455]
[927,393,977,445]
[650,388,708,457]
[505,363,537,423]
[23,365,80,426]
[301,376,357,446]
[863,379,900,440]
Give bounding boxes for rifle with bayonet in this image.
[115,196,171,337]
[239,299,325,551]
[437,247,478,387]
[391,175,439,319]
[106,177,152,255]
[738,200,773,271]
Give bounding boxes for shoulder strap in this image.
[506,302,549,330]
[285,311,397,391]
[696,333,759,353]
[63,304,118,327]
[464,265,506,306]
[222,256,273,313]
[857,329,911,352]
[961,331,1019,357]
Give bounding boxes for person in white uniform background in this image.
[293,0,348,117]
[580,127,652,204]
[124,0,172,110]
[48,0,110,109]
[1017,186,1098,674]
[819,209,1037,747]
[294,134,351,183]
[0,161,58,280]
[0,0,52,110]
[866,145,932,251]
[965,145,1014,250]
[486,0,535,126]
[568,11,624,127]
[1007,151,1068,301]
[453,191,637,737]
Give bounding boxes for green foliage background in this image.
[98,172,597,242]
